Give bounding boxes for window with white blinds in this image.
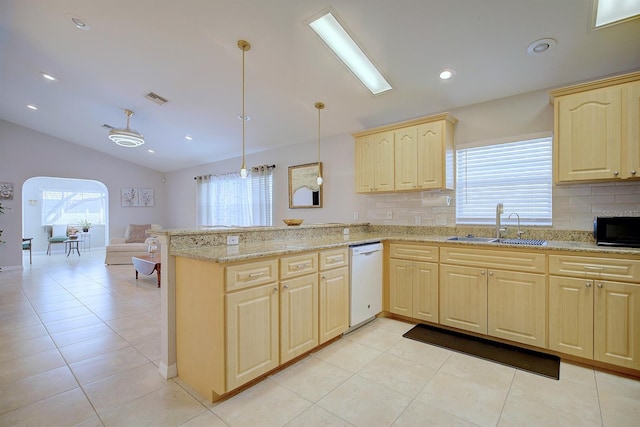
[456,137,552,225]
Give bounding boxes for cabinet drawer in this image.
[549,255,640,282]
[319,248,349,271]
[225,259,278,292]
[440,247,545,273]
[389,243,439,262]
[280,252,318,280]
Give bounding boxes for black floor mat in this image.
[403,323,560,380]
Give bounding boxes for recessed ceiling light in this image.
[40,72,57,81]
[27,104,38,110]
[185,135,193,141]
[527,38,556,55]
[438,68,456,80]
[67,14,91,30]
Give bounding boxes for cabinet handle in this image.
[248,272,265,278]
[597,283,603,288]
[613,171,619,176]
[585,283,591,287]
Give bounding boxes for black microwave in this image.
[593,217,640,248]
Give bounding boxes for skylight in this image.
[594,0,640,28]
[309,11,392,95]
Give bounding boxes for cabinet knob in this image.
[631,170,637,175]
[613,171,619,176]
[597,283,603,288]
[585,283,591,287]
[488,271,493,276]
[481,271,486,275]
[273,287,278,293]
[283,285,289,290]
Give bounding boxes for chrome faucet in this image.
[508,212,525,239]
[496,203,505,239]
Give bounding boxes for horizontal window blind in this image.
[456,137,552,226]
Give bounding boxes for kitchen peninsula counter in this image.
[155,224,640,397]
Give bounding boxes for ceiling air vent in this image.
[145,92,169,105]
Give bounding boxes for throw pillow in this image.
[125,224,151,243]
[52,224,68,237]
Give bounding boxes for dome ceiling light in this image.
[108,109,145,147]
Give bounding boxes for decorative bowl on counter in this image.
[283,218,304,226]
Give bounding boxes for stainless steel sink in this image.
[496,238,548,246]
[447,236,498,243]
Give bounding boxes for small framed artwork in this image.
[121,188,138,207]
[138,188,154,207]
[0,182,14,200]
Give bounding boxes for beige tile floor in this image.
[1,249,639,426]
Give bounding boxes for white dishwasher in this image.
[348,242,383,332]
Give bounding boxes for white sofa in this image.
[105,224,161,265]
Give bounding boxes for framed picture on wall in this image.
[121,188,138,207]
[138,188,154,207]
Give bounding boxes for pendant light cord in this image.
[241,46,246,170]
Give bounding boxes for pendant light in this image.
[238,40,250,178]
[109,109,144,147]
[315,102,325,185]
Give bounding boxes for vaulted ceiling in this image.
[1,0,639,172]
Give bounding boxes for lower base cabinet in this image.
[280,274,318,363]
[549,276,640,370]
[319,266,349,343]
[439,247,547,347]
[226,283,279,390]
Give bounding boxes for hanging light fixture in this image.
[315,102,325,185]
[238,40,250,178]
[108,109,145,147]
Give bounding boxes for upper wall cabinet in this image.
[353,113,457,193]
[549,72,640,183]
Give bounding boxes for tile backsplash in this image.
[364,181,640,231]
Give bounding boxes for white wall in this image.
[0,119,165,269]
[164,88,640,231]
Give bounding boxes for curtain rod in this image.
[194,164,276,180]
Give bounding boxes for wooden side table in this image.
[132,255,161,288]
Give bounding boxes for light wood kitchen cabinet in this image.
[439,247,547,347]
[319,248,349,344]
[280,273,318,363]
[355,131,395,193]
[549,254,640,370]
[394,116,456,191]
[389,243,439,322]
[354,113,457,193]
[550,71,640,183]
[226,282,279,389]
[439,263,487,333]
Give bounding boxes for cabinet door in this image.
[625,81,640,179]
[416,121,445,190]
[226,283,279,390]
[412,261,439,323]
[355,136,375,193]
[280,274,318,363]
[394,126,418,191]
[555,85,622,182]
[594,280,640,370]
[373,131,395,192]
[319,266,349,344]
[389,258,413,317]
[439,264,487,334]
[487,270,546,347]
[548,276,594,359]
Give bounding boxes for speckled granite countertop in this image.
[169,231,640,263]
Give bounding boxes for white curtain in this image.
[196,166,273,227]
